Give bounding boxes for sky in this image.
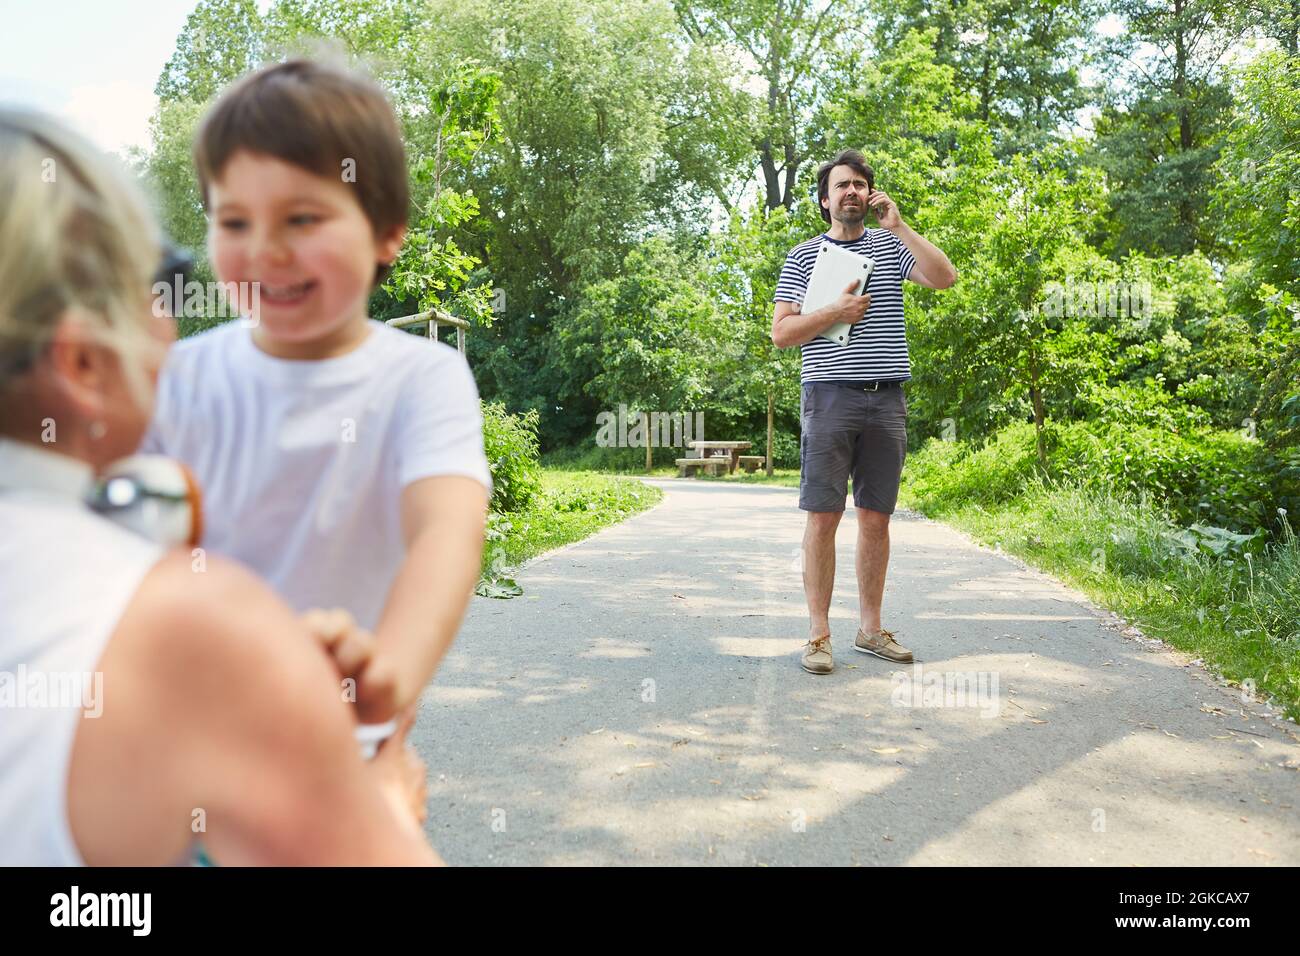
[0,0,270,155]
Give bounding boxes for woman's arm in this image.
[67,551,440,866]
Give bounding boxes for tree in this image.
[870,0,1104,157]
[420,0,755,443]
[676,0,860,212]
[915,135,1109,463]
[1240,0,1300,54]
[710,198,811,473]
[141,100,209,274]
[1089,0,1242,256]
[154,0,264,104]
[823,27,979,221]
[146,0,267,289]
[552,237,725,464]
[1211,49,1300,295]
[385,64,503,326]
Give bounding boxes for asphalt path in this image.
[413,479,1300,865]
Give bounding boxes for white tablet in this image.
[803,241,876,346]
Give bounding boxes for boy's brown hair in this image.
[193,58,409,285]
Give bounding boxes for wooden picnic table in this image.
[687,440,753,475]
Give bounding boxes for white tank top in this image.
[0,439,162,865]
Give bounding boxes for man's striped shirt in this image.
[774,229,916,383]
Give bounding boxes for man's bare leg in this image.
[855,507,890,634]
[803,510,843,638]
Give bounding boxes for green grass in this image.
[483,469,663,572]
[899,467,1300,721]
[637,464,802,487]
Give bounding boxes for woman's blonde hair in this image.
[0,108,161,404]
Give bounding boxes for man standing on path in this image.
[772,149,957,674]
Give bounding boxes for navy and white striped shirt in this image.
[775,229,916,383]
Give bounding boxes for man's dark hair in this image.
[816,149,875,224]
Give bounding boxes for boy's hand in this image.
[300,608,410,723]
[301,607,375,677]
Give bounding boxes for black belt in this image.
[815,380,904,391]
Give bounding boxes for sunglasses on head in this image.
[153,243,195,293]
[0,242,193,381]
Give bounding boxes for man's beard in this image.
[834,202,865,226]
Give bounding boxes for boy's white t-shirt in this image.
[144,320,492,630]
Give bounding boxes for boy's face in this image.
[207,150,404,345]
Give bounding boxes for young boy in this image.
[144,59,491,724]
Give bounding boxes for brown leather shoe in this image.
[854,627,912,662]
[801,634,833,674]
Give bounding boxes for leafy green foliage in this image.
[154,0,264,104]
[907,416,1300,538]
[481,402,542,513]
[140,1,1300,556]
[385,63,502,324]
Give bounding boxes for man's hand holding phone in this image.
[865,188,902,230]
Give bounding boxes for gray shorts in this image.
[799,381,908,513]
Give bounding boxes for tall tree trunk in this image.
[1029,354,1047,470]
[766,387,775,477]
[1173,0,1197,244]
[644,411,652,471]
[760,139,782,210]
[780,141,800,210]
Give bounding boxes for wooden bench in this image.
[676,457,729,478]
[737,455,766,474]
[686,440,753,475]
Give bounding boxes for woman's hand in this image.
[370,707,429,831]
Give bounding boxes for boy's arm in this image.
[362,474,488,721]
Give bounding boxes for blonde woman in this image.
[0,108,438,866]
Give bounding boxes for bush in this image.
[1075,379,1210,432]
[903,423,1040,511]
[729,427,799,469]
[481,402,542,513]
[1051,421,1283,533]
[542,443,649,472]
[1244,520,1300,646]
[901,478,1300,718]
[905,418,1300,537]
